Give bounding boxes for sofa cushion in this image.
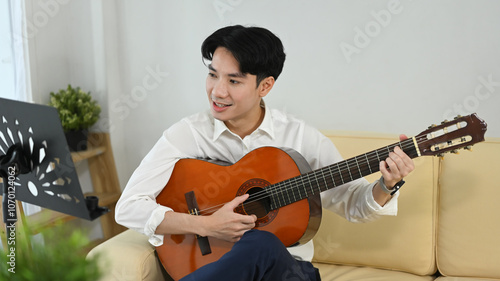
[437,138,500,279]
[313,262,436,281]
[313,132,438,275]
[87,229,168,281]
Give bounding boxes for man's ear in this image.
[258,76,275,98]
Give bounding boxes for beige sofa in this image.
[88,131,500,281]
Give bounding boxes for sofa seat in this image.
[312,263,436,280]
[435,276,500,281]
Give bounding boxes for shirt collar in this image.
[212,101,275,141]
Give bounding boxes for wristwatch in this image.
[379,176,405,196]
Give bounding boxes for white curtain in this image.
[9,0,31,102]
[7,0,39,215]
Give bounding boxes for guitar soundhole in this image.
[246,187,271,218]
[236,178,278,227]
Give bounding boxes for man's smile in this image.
[214,101,231,107]
[212,100,233,112]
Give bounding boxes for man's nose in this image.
[212,80,229,98]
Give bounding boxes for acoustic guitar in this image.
[156,114,487,280]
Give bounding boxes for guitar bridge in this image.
[185,191,212,256]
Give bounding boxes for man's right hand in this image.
[201,194,257,242]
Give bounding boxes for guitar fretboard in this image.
[268,138,419,210]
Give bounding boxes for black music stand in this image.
[0,97,109,240]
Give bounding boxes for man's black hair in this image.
[201,25,286,87]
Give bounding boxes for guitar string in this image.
[241,127,471,214]
[196,136,431,216]
[197,136,428,216]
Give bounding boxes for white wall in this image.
[25,0,500,191]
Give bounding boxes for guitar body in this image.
[156,147,322,280]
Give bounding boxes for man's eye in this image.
[229,79,239,84]
[208,72,216,78]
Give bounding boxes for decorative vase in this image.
[64,129,89,151]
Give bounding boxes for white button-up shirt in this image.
[115,105,398,261]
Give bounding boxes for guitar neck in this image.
[269,138,420,210]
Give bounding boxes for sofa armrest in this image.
[87,229,170,281]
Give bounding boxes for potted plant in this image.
[49,85,101,151]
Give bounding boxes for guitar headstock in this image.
[415,113,487,157]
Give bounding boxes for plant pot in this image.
[65,129,89,151]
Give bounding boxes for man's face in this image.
[206,47,267,133]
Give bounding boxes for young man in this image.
[115,25,414,281]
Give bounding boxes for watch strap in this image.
[379,176,405,196]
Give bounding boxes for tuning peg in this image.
[441,119,449,125]
[464,146,473,151]
[437,153,445,158]
[454,115,462,119]
[428,124,437,129]
[450,149,459,154]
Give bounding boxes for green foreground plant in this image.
[0,222,102,281]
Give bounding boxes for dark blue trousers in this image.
[179,229,320,281]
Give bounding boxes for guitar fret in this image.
[354,157,362,178]
[320,169,329,192]
[302,176,310,197]
[304,175,314,195]
[311,172,319,195]
[296,178,303,199]
[268,189,275,210]
[291,185,297,202]
[346,160,353,181]
[310,174,317,195]
[313,173,320,195]
[364,153,372,174]
[286,182,293,205]
[268,188,274,210]
[337,163,345,184]
[296,179,303,199]
[331,166,341,187]
[283,181,292,204]
[403,139,419,158]
[375,149,381,162]
[271,185,278,209]
[281,183,288,207]
[272,187,280,209]
[297,177,305,199]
